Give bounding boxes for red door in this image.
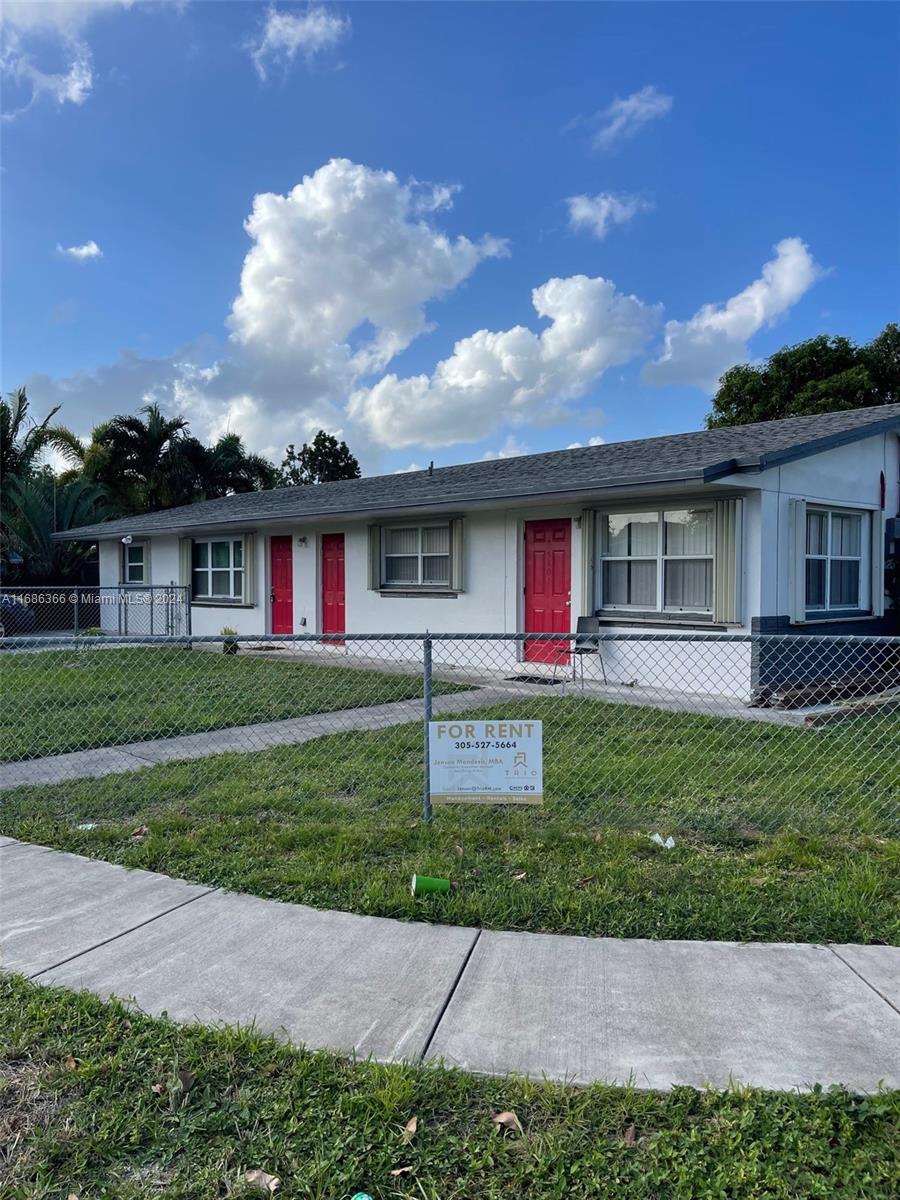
[321,533,345,638]
[524,519,571,664]
[270,536,293,634]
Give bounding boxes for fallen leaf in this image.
[178,1068,196,1093]
[511,871,527,882]
[390,1166,413,1177]
[401,1116,418,1144]
[67,1194,80,1200]
[243,1169,280,1194]
[64,1055,79,1070]
[151,1082,167,1097]
[491,1110,523,1136]
[453,843,464,858]
[577,875,596,888]
[750,876,768,887]
[131,824,148,841]
[623,1123,637,1146]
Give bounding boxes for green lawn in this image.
[0,646,463,762]
[4,697,898,944]
[3,976,898,1200]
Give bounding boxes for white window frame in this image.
[121,541,146,586]
[804,507,871,615]
[191,537,245,602]
[597,506,716,615]
[381,522,452,589]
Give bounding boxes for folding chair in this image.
[570,615,607,687]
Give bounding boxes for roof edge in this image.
[52,467,714,541]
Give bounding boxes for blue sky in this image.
[2,0,897,474]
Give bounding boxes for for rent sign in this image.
[428,720,543,806]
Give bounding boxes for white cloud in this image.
[130,159,504,460]
[227,157,506,379]
[57,240,103,261]
[567,192,653,240]
[590,85,673,150]
[481,435,529,461]
[566,436,606,449]
[642,237,824,391]
[348,275,661,449]
[1,1,147,117]
[249,4,350,79]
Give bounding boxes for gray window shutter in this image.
[788,499,807,624]
[450,518,465,592]
[713,499,743,625]
[243,533,256,606]
[580,509,595,615]
[178,537,192,596]
[871,511,885,618]
[143,540,152,586]
[367,525,381,590]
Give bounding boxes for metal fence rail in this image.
[1,629,898,839]
[0,585,190,637]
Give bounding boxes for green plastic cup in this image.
[411,873,452,897]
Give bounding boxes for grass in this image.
[3,976,899,1200]
[0,646,464,762]
[3,696,898,944]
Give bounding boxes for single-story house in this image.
[56,404,900,699]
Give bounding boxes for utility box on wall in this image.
[887,516,900,556]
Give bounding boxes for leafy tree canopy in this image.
[706,323,900,428]
[0,387,81,485]
[277,431,361,487]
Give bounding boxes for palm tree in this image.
[81,403,196,511]
[199,433,278,497]
[0,387,82,484]
[1,474,111,583]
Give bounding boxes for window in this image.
[192,538,244,600]
[382,524,451,587]
[122,542,145,585]
[599,508,714,614]
[805,509,869,613]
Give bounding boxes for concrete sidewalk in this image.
[2,839,898,1092]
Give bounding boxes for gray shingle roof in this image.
[55,403,900,540]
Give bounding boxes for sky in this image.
[2,0,898,476]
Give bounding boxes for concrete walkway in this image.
[3,838,898,1092]
[0,689,487,790]
[0,671,813,793]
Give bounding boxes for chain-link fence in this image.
[1,630,898,844]
[0,585,190,637]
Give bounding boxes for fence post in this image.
[422,633,433,825]
[73,587,80,636]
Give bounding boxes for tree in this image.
[197,433,278,498]
[277,431,361,487]
[0,387,82,484]
[706,324,900,428]
[77,405,282,513]
[1,473,110,583]
[78,403,196,512]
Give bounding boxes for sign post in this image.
[427,719,543,806]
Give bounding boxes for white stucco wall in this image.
[90,431,897,697]
[743,431,898,621]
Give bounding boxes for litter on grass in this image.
[650,833,676,849]
[411,873,453,897]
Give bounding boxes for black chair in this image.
[569,615,607,686]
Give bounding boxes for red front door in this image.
[524,519,571,664]
[270,536,293,634]
[321,533,345,638]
